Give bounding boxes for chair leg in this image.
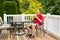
[10,28,11,38]
[42,26,45,35]
[0,30,1,33]
[36,28,37,34]
[43,28,45,35]
[36,27,39,37]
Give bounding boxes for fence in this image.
[4,13,60,39]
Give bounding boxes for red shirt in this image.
[33,13,44,26]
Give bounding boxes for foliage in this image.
[5,0,14,1]
[0,0,20,19]
[38,0,60,15]
[19,0,43,14]
[15,0,20,14]
[4,0,20,14]
[0,0,4,19]
[4,3,17,14]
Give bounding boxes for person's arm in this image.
[35,15,42,23]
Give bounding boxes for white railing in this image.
[4,13,60,39]
[44,14,60,39]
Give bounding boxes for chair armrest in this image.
[0,24,11,30]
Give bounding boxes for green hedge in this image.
[0,0,4,19]
[0,0,20,19]
[0,0,4,3]
[5,0,14,1]
[15,0,20,14]
[4,3,17,14]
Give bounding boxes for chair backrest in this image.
[13,15,22,24]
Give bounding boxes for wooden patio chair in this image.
[26,20,45,37]
[0,17,11,33]
[35,20,45,36]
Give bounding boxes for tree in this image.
[5,0,14,1]
[0,0,4,19]
[4,2,17,14]
[15,0,20,14]
[4,0,20,14]
[18,0,43,14]
[38,0,60,15]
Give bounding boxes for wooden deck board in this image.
[0,30,58,40]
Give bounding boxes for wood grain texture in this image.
[0,30,58,40]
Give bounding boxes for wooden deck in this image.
[0,30,59,40]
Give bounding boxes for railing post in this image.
[46,13,50,33]
[21,14,24,22]
[4,14,7,24]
